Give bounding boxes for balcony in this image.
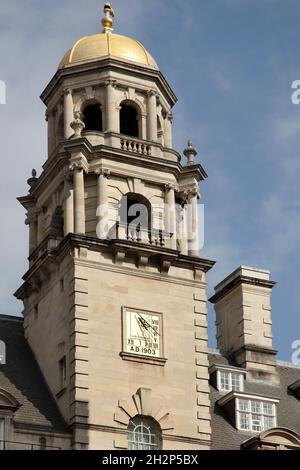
[0,440,61,450]
[62,132,180,163]
[115,223,172,248]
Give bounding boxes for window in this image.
[0,418,4,450]
[120,104,139,138]
[218,370,244,392]
[59,356,67,390]
[82,104,103,132]
[128,416,161,450]
[237,398,276,433]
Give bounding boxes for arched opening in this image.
[120,193,151,232]
[82,103,103,132]
[49,206,64,239]
[120,104,139,138]
[128,416,162,450]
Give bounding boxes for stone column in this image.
[164,112,173,148]
[179,203,187,255]
[147,90,158,142]
[64,89,74,139]
[71,163,86,235]
[64,174,74,236]
[105,80,118,133]
[188,187,199,257]
[165,184,177,250]
[37,208,45,245]
[46,109,55,157]
[26,212,38,255]
[96,169,110,239]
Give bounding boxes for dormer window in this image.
[209,364,246,392]
[219,370,244,392]
[237,398,277,432]
[217,392,279,434]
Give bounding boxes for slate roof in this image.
[0,315,68,434]
[209,350,300,450]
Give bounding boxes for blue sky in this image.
[0,0,300,360]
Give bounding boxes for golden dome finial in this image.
[101,2,115,33]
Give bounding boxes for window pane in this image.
[251,414,262,432]
[220,371,230,391]
[231,373,242,391]
[263,402,273,416]
[239,412,250,430]
[251,401,262,414]
[263,416,275,430]
[238,399,249,412]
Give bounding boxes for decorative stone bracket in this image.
[113,387,174,449]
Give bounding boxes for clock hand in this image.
[136,316,147,340]
[136,312,160,337]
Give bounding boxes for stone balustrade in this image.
[120,137,151,156]
[116,223,173,248]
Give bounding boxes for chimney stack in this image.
[210,266,278,383]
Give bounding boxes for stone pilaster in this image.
[96,169,110,240]
[164,112,173,148]
[37,207,45,245]
[147,90,158,142]
[164,184,177,250]
[70,156,88,235]
[105,80,118,133]
[64,89,74,139]
[64,173,74,236]
[26,211,38,255]
[188,187,200,257]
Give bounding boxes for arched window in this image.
[120,104,139,138]
[128,416,162,450]
[120,193,151,232]
[82,104,103,132]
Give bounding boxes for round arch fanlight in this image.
[127,415,162,451]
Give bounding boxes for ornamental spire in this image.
[101,2,115,33]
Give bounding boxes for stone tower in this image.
[15,4,214,450]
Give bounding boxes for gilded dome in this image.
[58,32,159,70]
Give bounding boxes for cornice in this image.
[209,275,277,304]
[40,57,177,108]
[15,234,215,301]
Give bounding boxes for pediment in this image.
[260,427,300,447]
[0,388,20,410]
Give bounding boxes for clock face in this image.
[125,310,162,358]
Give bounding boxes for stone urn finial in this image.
[70,111,85,139]
[183,140,198,166]
[27,168,38,188]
